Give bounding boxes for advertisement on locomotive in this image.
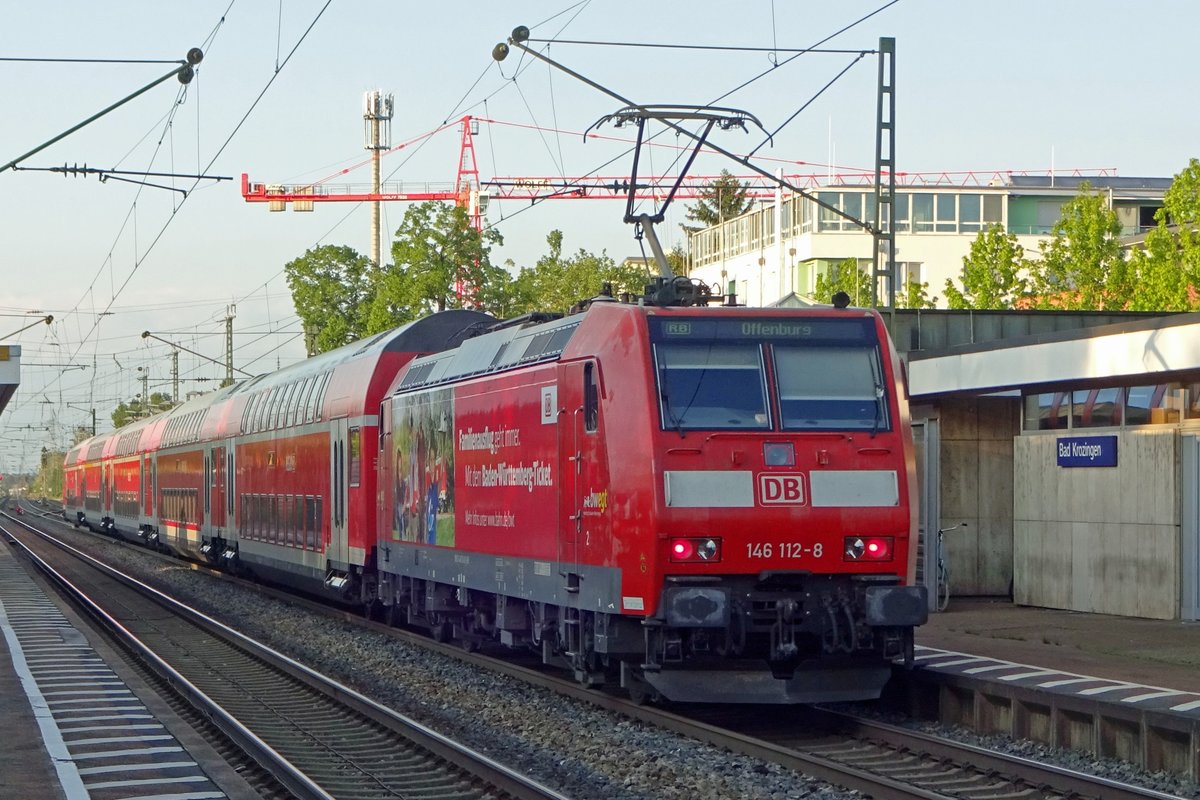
[390,377,558,556]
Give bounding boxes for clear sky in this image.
[1,0,1196,472]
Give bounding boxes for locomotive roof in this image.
[394,311,584,392]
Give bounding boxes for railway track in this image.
[1,516,568,800]
[12,511,1195,800]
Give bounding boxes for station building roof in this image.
[905,311,1200,399]
[0,345,18,416]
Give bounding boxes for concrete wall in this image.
[1013,430,1180,620]
[911,397,1018,597]
[935,397,1019,596]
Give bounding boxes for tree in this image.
[943,224,1028,309]
[285,245,373,356]
[1131,157,1200,311]
[814,258,873,307]
[1162,157,1200,226]
[30,447,64,500]
[896,278,937,309]
[365,202,507,330]
[682,169,752,234]
[112,391,174,428]
[508,231,651,315]
[1028,183,1128,310]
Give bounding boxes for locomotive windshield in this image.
[656,342,770,430]
[650,316,888,433]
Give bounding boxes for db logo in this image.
[759,474,805,505]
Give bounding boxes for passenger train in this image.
[64,287,925,704]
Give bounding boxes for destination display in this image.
[650,316,875,344]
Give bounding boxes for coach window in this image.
[348,427,362,487]
[302,377,318,422]
[584,363,599,432]
[251,392,266,432]
[287,381,304,426]
[276,383,293,428]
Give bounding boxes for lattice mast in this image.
[363,90,394,267]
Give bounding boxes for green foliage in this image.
[1028,182,1127,310]
[666,243,689,276]
[1129,158,1200,311]
[896,278,937,309]
[30,447,64,500]
[285,244,374,356]
[682,169,752,233]
[1161,157,1200,225]
[508,230,651,315]
[814,258,873,307]
[365,202,507,330]
[944,224,1028,309]
[112,391,174,428]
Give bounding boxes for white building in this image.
[687,174,1171,308]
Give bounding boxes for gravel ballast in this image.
[47,527,1200,800]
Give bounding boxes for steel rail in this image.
[3,519,569,800]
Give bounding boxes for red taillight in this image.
[669,537,721,563]
[844,536,893,561]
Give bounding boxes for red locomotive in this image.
[64,294,923,704]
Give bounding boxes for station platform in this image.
[0,541,258,800]
[908,597,1200,781]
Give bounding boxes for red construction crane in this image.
[242,113,1119,228]
[240,114,845,231]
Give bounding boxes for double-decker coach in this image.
[64,310,492,595]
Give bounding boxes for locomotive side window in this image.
[584,363,598,433]
[774,345,886,431]
[655,343,769,431]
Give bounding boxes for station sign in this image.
[1056,435,1118,468]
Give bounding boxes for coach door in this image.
[329,417,349,566]
[209,446,226,531]
[1183,433,1200,621]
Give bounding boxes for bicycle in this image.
[935,522,967,611]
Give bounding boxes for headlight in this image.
[669,537,722,563]
[844,536,893,561]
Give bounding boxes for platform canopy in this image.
[907,312,1200,398]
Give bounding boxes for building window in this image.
[1024,392,1068,431]
[959,194,981,233]
[983,194,1003,225]
[936,194,956,232]
[1071,388,1123,428]
[911,194,934,232]
[893,193,910,232]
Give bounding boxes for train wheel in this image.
[430,618,452,643]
